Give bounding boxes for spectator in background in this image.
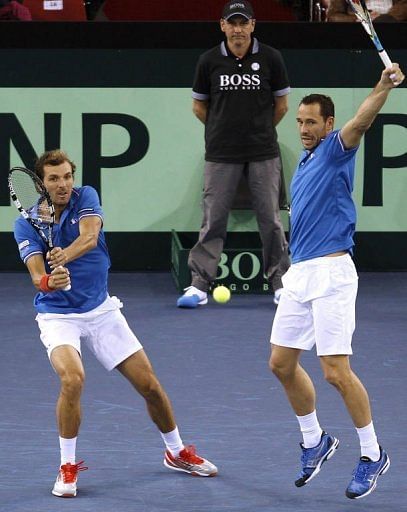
[0,0,32,20]
[84,0,105,20]
[278,0,330,20]
[177,0,291,309]
[328,0,407,21]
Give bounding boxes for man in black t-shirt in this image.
[177,0,290,308]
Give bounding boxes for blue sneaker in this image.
[346,447,390,499]
[295,431,339,487]
[177,286,208,308]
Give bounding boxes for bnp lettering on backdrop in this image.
[363,113,407,206]
[1,111,405,213]
[0,113,149,206]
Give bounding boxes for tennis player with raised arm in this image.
[269,65,404,499]
[13,149,217,498]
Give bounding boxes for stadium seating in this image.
[101,0,296,21]
[23,0,87,21]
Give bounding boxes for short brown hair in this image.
[34,149,76,180]
[299,94,335,121]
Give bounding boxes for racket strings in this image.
[36,201,53,224]
[10,172,53,225]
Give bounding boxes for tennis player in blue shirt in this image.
[13,149,217,498]
[269,64,404,499]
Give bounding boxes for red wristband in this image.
[39,274,53,293]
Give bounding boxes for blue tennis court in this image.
[0,271,405,512]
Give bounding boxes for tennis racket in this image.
[8,166,71,291]
[346,0,393,69]
[346,0,399,85]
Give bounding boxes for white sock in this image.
[356,422,380,461]
[59,436,77,465]
[160,427,184,457]
[296,411,323,448]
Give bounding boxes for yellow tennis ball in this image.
[213,285,231,304]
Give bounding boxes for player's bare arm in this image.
[273,94,289,127]
[340,64,405,149]
[192,99,208,124]
[48,216,102,269]
[26,254,70,291]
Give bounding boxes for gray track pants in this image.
[188,158,290,293]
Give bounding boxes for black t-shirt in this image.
[192,38,290,163]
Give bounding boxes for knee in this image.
[139,376,164,403]
[323,368,348,391]
[60,370,85,398]
[269,355,295,382]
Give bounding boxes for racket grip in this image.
[379,50,392,69]
[379,50,399,83]
[56,265,71,291]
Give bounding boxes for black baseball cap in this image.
[222,1,254,20]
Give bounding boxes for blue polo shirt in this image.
[289,130,358,263]
[14,186,110,314]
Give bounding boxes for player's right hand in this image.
[49,266,71,290]
[382,63,405,87]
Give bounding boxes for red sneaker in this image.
[164,445,217,477]
[52,460,88,497]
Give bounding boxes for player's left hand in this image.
[49,266,71,290]
[382,63,405,87]
[47,247,68,269]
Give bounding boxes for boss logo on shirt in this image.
[219,73,261,90]
[70,218,79,225]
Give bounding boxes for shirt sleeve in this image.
[192,54,211,101]
[268,48,291,97]
[13,218,45,264]
[332,130,359,162]
[77,186,104,223]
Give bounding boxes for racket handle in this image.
[56,265,71,291]
[378,50,399,83]
[379,50,392,69]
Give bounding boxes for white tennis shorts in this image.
[270,254,358,356]
[36,295,143,371]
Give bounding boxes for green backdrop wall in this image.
[0,23,406,270]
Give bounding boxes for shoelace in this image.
[179,445,204,464]
[353,459,372,481]
[60,460,88,483]
[353,459,372,482]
